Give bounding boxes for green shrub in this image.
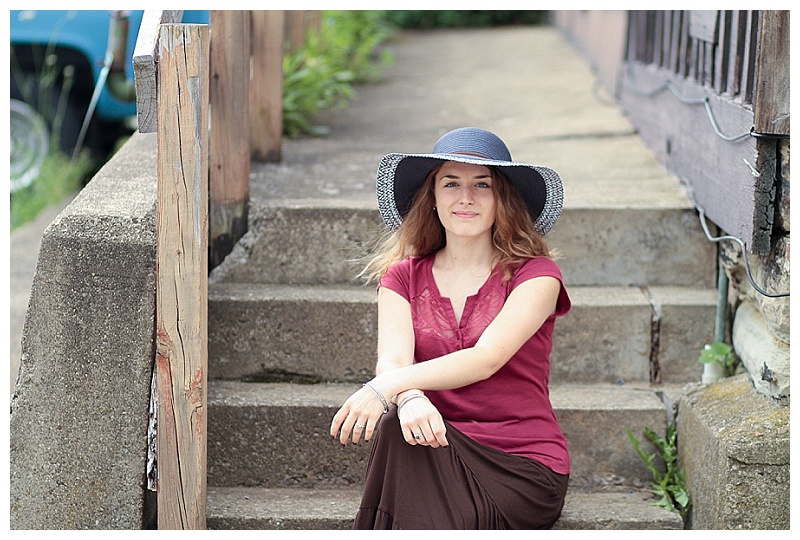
[10,150,96,230]
[282,10,394,138]
[281,10,547,137]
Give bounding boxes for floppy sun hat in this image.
[376,127,564,235]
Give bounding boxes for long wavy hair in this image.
[360,163,553,283]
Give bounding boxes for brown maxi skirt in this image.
[352,406,569,530]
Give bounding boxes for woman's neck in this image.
[436,235,499,275]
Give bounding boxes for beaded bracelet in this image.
[363,381,389,414]
[397,393,430,412]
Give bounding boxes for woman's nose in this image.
[459,187,475,204]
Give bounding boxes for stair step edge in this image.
[206,486,684,530]
[208,381,673,411]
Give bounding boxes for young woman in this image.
[330,127,571,529]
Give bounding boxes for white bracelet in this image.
[363,381,389,414]
[397,393,430,411]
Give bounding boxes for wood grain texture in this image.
[754,10,789,135]
[133,10,183,133]
[209,11,250,266]
[620,64,767,252]
[249,11,284,162]
[155,23,209,530]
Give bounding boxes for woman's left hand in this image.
[330,384,388,445]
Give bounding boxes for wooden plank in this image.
[668,11,683,74]
[250,10,284,162]
[729,11,746,96]
[209,11,250,268]
[661,10,673,70]
[644,11,655,63]
[689,10,719,43]
[132,10,183,133]
[714,10,731,94]
[689,37,700,82]
[156,22,209,530]
[677,12,691,77]
[624,11,637,61]
[653,11,664,67]
[753,10,789,135]
[285,10,308,52]
[702,39,714,87]
[740,11,757,103]
[629,11,642,61]
[619,63,768,253]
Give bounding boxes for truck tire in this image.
[10,98,49,192]
[10,71,85,157]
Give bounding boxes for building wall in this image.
[552,10,790,529]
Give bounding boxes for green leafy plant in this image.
[282,10,394,138]
[10,150,96,230]
[698,342,740,378]
[627,423,691,521]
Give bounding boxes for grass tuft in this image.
[10,151,96,230]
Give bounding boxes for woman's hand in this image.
[330,384,387,445]
[397,393,448,448]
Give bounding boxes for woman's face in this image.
[433,161,496,240]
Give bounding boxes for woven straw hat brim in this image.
[376,152,563,235]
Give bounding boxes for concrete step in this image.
[207,381,672,490]
[208,199,716,288]
[208,283,716,385]
[206,486,683,530]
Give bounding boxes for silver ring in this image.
[355,423,366,429]
[413,434,422,440]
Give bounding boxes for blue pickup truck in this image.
[10,10,207,190]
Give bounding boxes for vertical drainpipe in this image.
[701,262,728,384]
[72,11,137,158]
[106,10,137,102]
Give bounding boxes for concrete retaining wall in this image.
[10,132,158,529]
[678,374,790,529]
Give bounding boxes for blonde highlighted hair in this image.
[359,164,553,284]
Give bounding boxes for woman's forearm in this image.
[374,344,500,402]
[371,275,560,405]
[375,357,425,404]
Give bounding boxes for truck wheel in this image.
[10,98,50,192]
[10,71,86,167]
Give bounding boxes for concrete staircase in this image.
[204,193,716,529]
[201,26,719,530]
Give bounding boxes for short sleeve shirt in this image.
[380,254,571,474]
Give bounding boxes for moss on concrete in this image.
[677,374,789,529]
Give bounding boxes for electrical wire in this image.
[622,66,791,142]
[697,208,789,298]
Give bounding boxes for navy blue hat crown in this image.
[432,127,513,161]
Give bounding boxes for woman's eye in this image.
[476,181,491,188]
[444,181,458,187]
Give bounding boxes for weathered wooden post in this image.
[155,22,209,530]
[250,10,284,162]
[132,10,184,134]
[753,10,789,136]
[209,10,250,268]
[285,10,309,53]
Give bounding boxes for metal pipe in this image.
[106,10,136,102]
[71,52,111,159]
[702,264,728,384]
[71,11,136,158]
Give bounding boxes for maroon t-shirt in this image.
[380,254,571,474]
